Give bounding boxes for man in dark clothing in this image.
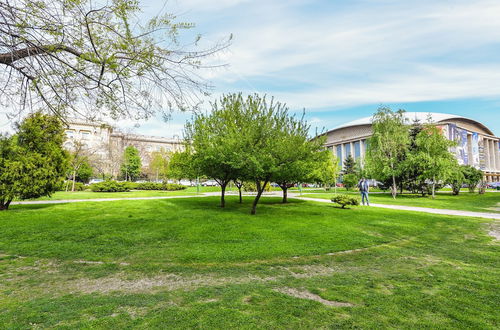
[358,178,370,206]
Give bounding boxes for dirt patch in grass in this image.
[487,222,500,241]
[69,264,343,294]
[273,287,354,307]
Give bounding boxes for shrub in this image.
[134,182,187,191]
[242,181,272,193]
[90,181,130,192]
[331,194,360,209]
[343,173,358,190]
[56,181,86,191]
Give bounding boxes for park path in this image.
[11,191,500,220]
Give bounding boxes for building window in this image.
[354,141,361,159]
[336,145,342,167]
[66,130,75,138]
[81,131,91,139]
[344,143,351,158]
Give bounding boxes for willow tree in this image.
[0,0,230,119]
[365,107,409,198]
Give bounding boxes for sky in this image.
[2,0,500,136]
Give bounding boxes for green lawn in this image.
[303,191,500,213]
[30,186,223,200]
[0,197,498,328]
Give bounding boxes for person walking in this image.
[358,177,370,206]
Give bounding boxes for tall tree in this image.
[0,113,67,210]
[310,152,339,191]
[272,117,326,203]
[343,154,357,174]
[185,93,245,208]
[148,149,170,182]
[405,122,457,198]
[365,107,409,198]
[0,0,230,119]
[121,146,141,181]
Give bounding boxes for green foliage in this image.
[242,181,271,192]
[342,173,359,190]
[76,160,93,183]
[134,182,186,191]
[56,181,85,192]
[310,152,339,190]
[147,149,170,181]
[120,146,142,181]
[0,113,67,210]
[404,123,458,198]
[331,194,360,208]
[446,164,465,195]
[343,154,357,174]
[365,107,409,198]
[90,181,130,192]
[185,93,326,211]
[461,165,483,193]
[168,150,198,180]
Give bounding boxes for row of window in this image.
[327,140,368,168]
[66,130,91,139]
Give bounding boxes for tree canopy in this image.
[121,146,141,181]
[0,0,230,119]
[0,112,67,210]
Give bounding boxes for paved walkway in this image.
[11,191,500,220]
[290,195,500,220]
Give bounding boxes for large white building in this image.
[63,118,184,177]
[324,112,500,182]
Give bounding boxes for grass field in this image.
[303,191,500,213]
[29,186,224,200]
[1,197,498,328]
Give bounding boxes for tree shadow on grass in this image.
[5,203,59,212]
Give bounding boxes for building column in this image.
[484,138,491,170]
[494,140,499,171]
[490,140,497,172]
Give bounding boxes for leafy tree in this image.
[168,150,198,182]
[0,113,67,210]
[76,160,93,184]
[272,119,326,203]
[343,154,357,174]
[121,146,141,181]
[365,107,409,198]
[148,149,170,182]
[447,163,465,195]
[461,165,483,193]
[310,152,339,191]
[405,123,457,198]
[342,173,358,191]
[185,94,246,208]
[0,0,230,119]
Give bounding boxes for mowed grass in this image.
[0,197,499,328]
[303,191,500,213]
[29,186,223,200]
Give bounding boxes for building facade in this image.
[324,112,500,182]
[63,118,184,177]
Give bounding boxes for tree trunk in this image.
[238,187,242,203]
[251,180,268,215]
[431,176,436,199]
[220,182,227,208]
[391,174,397,199]
[0,199,12,211]
[280,185,288,203]
[72,170,77,192]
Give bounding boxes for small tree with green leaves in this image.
[405,122,457,199]
[310,152,339,191]
[365,107,409,199]
[148,149,170,182]
[121,146,142,181]
[461,165,483,193]
[343,154,357,174]
[0,113,67,210]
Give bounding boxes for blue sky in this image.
[2,0,500,136]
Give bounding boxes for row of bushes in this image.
[89,181,187,192]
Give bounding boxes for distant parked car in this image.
[88,178,104,185]
[487,182,500,189]
[179,180,195,186]
[202,180,219,187]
